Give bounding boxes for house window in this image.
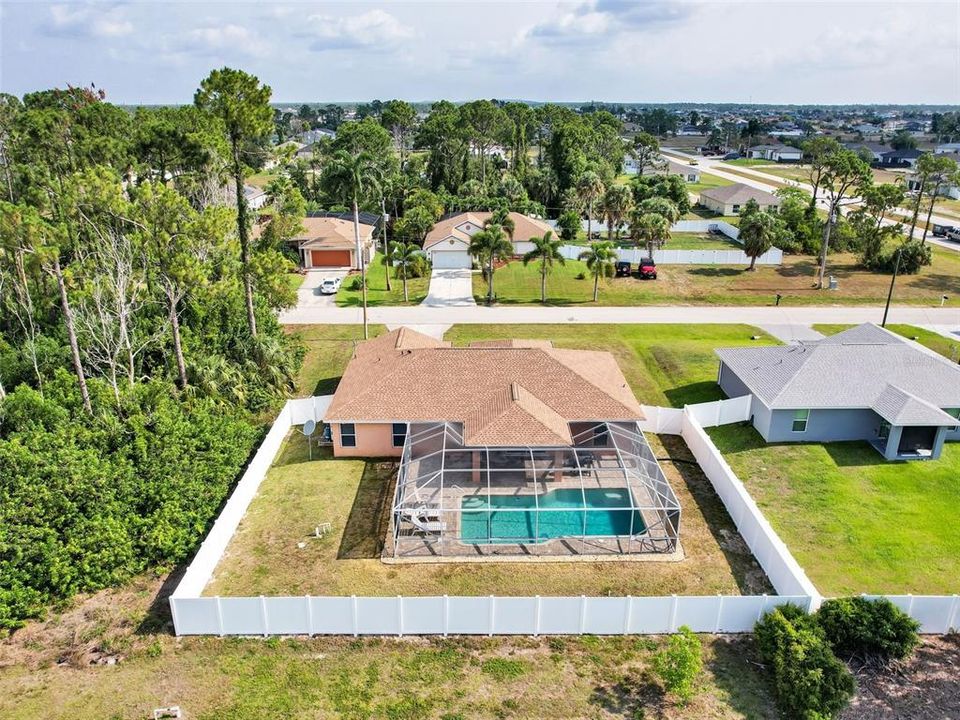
[392,422,407,447]
[791,409,809,433]
[340,423,357,448]
[878,420,891,440]
[731,204,741,214]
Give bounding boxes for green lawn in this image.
[336,252,430,306]
[245,170,279,188]
[668,232,740,250]
[686,171,734,196]
[285,325,386,396]
[723,158,775,167]
[708,424,960,595]
[445,324,778,407]
[814,324,960,363]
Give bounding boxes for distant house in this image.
[422,211,554,269]
[852,123,883,135]
[295,142,324,160]
[844,142,889,163]
[905,171,960,200]
[244,184,268,211]
[299,128,336,144]
[934,142,960,156]
[640,159,701,183]
[286,215,376,269]
[878,148,924,169]
[716,324,960,461]
[698,183,780,215]
[746,144,802,163]
[676,124,703,136]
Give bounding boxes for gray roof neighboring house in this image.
[699,183,780,206]
[716,324,960,427]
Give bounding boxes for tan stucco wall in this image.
[331,422,402,458]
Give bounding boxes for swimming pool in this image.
[460,487,646,544]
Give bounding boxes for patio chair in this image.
[406,513,446,534]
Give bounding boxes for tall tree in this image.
[739,211,778,271]
[602,184,634,242]
[908,153,958,243]
[385,241,423,302]
[576,171,605,242]
[630,133,662,176]
[323,150,383,338]
[459,100,508,185]
[522,231,565,303]
[802,136,841,209]
[630,211,672,256]
[816,149,872,288]
[578,241,617,302]
[380,99,417,167]
[469,223,513,306]
[194,67,274,338]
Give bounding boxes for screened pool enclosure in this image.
[389,421,681,559]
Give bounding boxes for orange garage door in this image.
[310,249,351,267]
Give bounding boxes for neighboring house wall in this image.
[701,197,778,215]
[766,408,883,443]
[331,422,403,458]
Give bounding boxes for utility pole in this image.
[881,248,902,328]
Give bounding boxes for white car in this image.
[319,277,342,295]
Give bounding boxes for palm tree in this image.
[630,212,672,256]
[469,223,514,306]
[485,207,515,240]
[578,241,617,302]
[576,171,605,242]
[739,211,778,271]
[323,150,382,338]
[522,231,565,303]
[386,241,423,302]
[602,185,633,243]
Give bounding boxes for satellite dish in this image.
[302,419,317,437]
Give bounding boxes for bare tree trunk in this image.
[908,178,925,241]
[233,144,258,338]
[53,254,92,415]
[749,254,757,271]
[169,295,188,390]
[541,266,547,303]
[487,255,494,306]
[816,209,834,289]
[381,196,391,291]
[402,268,408,303]
[353,200,368,339]
[593,272,599,302]
[921,182,940,245]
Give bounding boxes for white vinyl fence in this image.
[168,394,957,636]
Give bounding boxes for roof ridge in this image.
[541,348,642,418]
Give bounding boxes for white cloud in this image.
[181,23,270,58]
[43,3,134,39]
[525,0,694,45]
[303,9,414,52]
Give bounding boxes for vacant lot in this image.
[730,163,907,190]
[204,431,770,598]
[668,231,740,250]
[336,251,430,307]
[709,424,960,595]
[285,324,385,396]
[474,248,960,307]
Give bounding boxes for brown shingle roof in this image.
[423,212,554,250]
[292,216,375,250]
[325,328,645,446]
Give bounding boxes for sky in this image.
[1,0,959,106]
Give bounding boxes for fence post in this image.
[948,595,959,633]
[351,595,359,637]
[623,595,633,634]
[215,596,224,637]
[669,595,679,632]
[579,596,587,635]
[488,595,496,637]
[714,594,723,633]
[443,595,449,637]
[260,595,269,637]
[534,596,542,637]
[757,594,769,622]
[306,595,313,636]
[397,595,404,637]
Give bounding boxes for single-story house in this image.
[698,183,780,215]
[641,159,701,183]
[934,142,960,156]
[290,215,376,269]
[422,211,554,269]
[716,324,960,461]
[843,142,889,163]
[905,171,960,200]
[295,142,324,161]
[878,149,924,168]
[746,144,802,162]
[323,328,681,558]
[677,124,703,136]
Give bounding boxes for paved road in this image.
[422,269,476,307]
[663,149,960,254]
[280,302,960,328]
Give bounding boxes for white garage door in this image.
[431,250,472,269]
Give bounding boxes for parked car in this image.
[932,224,956,237]
[688,160,699,166]
[319,277,342,295]
[722,152,741,160]
[638,257,657,280]
[615,261,632,277]
[946,228,960,242]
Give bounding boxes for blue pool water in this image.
[460,487,646,543]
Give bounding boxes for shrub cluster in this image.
[817,597,920,661]
[653,625,703,705]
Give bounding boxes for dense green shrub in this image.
[817,597,920,661]
[653,625,702,704]
[0,375,260,629]
[755,606,855,720]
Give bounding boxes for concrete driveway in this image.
[294,268,350,308]
[422,269,476,307]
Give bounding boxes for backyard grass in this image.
[667,231,740,250]
[708,424,960,595]
[0,578,778,719]
[686,171,734,197]
[245,170,279,188]
[203,432,770,598]
[336,252,430,307]
[285,324,385,396]
[814,323,960,363]
[445,324,778,407]
[474,247,960,307]
[723,158,775,167]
